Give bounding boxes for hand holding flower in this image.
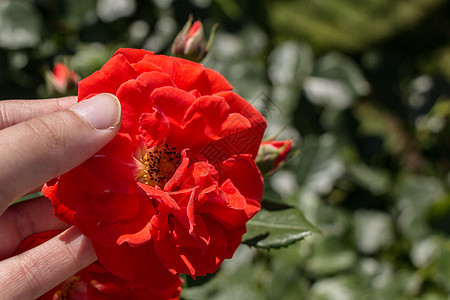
[0,94,122,299]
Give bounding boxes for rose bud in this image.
[256,140,293,176]
[171,14,217,62]
[45,62,80,95]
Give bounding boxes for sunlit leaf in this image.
[268,41,313,87]
[310,276,363,300]
[306,237,357,276]
[243,208,319,249]
[395,173,444,241]
[304,53,370,110]
[347,163,390,195]
[293,134,345,195]
[353,210,393,254]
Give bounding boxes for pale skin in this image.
[0,95,122,299]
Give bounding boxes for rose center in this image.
[55,275,81,299]
[136,144,181,188]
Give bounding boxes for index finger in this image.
[0,226,96,299]
[0,97,77,129]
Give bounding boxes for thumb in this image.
[0,93,121,213]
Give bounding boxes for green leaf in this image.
[243,208,319,249]
[427,194,450,235]
[304,53,370,110]
[347,163,390,195]
[292,134,345,195]
[12,191,43,205]
[268,41,314,87]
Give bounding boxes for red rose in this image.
[14,231,182,300]
[43,49,266,291]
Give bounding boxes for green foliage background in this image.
[1,0,450,299]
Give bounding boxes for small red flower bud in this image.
[256,140,293,176]
[171,15,217,62]
[45,62,79,95]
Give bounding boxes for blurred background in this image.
[1,0,450,299]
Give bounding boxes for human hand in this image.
[0,94,122,299]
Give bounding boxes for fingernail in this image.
[70,93,121,130]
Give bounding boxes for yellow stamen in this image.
[136,144,181,188]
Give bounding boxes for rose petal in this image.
[138,54,214,96]
[131,60,162,74]
[180,161,218,191]
[82,156,136,194]
[205,68,233,94]
[139,110,170,146]
[78,54,138,100]
[42,180,75,224]
[196,155,263,230]
[75,190,156,246]
[224,225,246,258]
[96,133,135,161]
[137,183,180,210]
[220,154,263,203]
[214,91,267,157]
[182,95,230,129]
[92,240,180,291]
[154,220,227,277]
[163,149,190,192]
[151,86,196,125]
[90,191,140,223]
[113,48,154,64]
[116,80,149,135]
